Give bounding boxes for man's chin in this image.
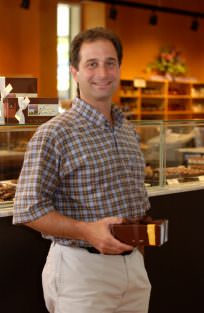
[93,94,112,102]
[92,89,115,101]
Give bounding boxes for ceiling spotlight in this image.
[109,5,118,20]
[149,11,158,26]
[20,0,30,9]
[191,18,199,31]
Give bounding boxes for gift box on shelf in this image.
[3,97,59,124]
[110,218,168,246]
[0,77,37,97]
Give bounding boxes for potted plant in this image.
[146,46,187,80]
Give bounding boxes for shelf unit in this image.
[118,79,204,120]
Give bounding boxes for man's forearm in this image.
[26,211,87,241]
[26,211,134,254]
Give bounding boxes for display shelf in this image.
[168,95,191,99]
[142,111,164,115]
[141,95,165,99]
[167,110,192,114]
[0,125,37,132]
[118,79,204,120]
[192,112,204,115]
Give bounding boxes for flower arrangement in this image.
[146,47,187,79]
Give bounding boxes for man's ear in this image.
[70,65,78,82]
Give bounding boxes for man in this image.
[13,27,151,313]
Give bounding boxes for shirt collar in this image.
[72,97,124,129]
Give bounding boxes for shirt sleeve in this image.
[13,129,61,224]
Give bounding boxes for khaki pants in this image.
[42,243,151,313]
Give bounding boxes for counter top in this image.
[0,150,25,157]
[0,202,14,217]
[147,181,204,196]
[1,182,204,217]
[178,147,204,154]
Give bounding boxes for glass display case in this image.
[1,121,204,214]
[133,119,204,192]
[0,125,37,213]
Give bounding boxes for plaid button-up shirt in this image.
[13,97,150,247]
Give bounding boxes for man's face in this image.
[70,39,120,104]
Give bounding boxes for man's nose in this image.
[97,65,108,77]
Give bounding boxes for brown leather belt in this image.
[85,246,132,256]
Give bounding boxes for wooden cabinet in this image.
[118,79,204,120]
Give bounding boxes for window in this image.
[57,3,81,99]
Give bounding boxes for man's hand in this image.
[81,216,134,255]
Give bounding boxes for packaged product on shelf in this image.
[4,97,59,124]
[0,77,37,97]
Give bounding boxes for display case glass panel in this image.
[0,125,37,206]
[163,120,204,185]
[134,120,165,188]
[133,119,204,190]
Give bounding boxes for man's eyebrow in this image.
[85,58,98,63]
[106,57,117,61]
[85,57,117,62]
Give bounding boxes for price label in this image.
[167,178,180,185]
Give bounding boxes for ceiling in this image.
[92,0,204,13]
[135,0,204,12]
